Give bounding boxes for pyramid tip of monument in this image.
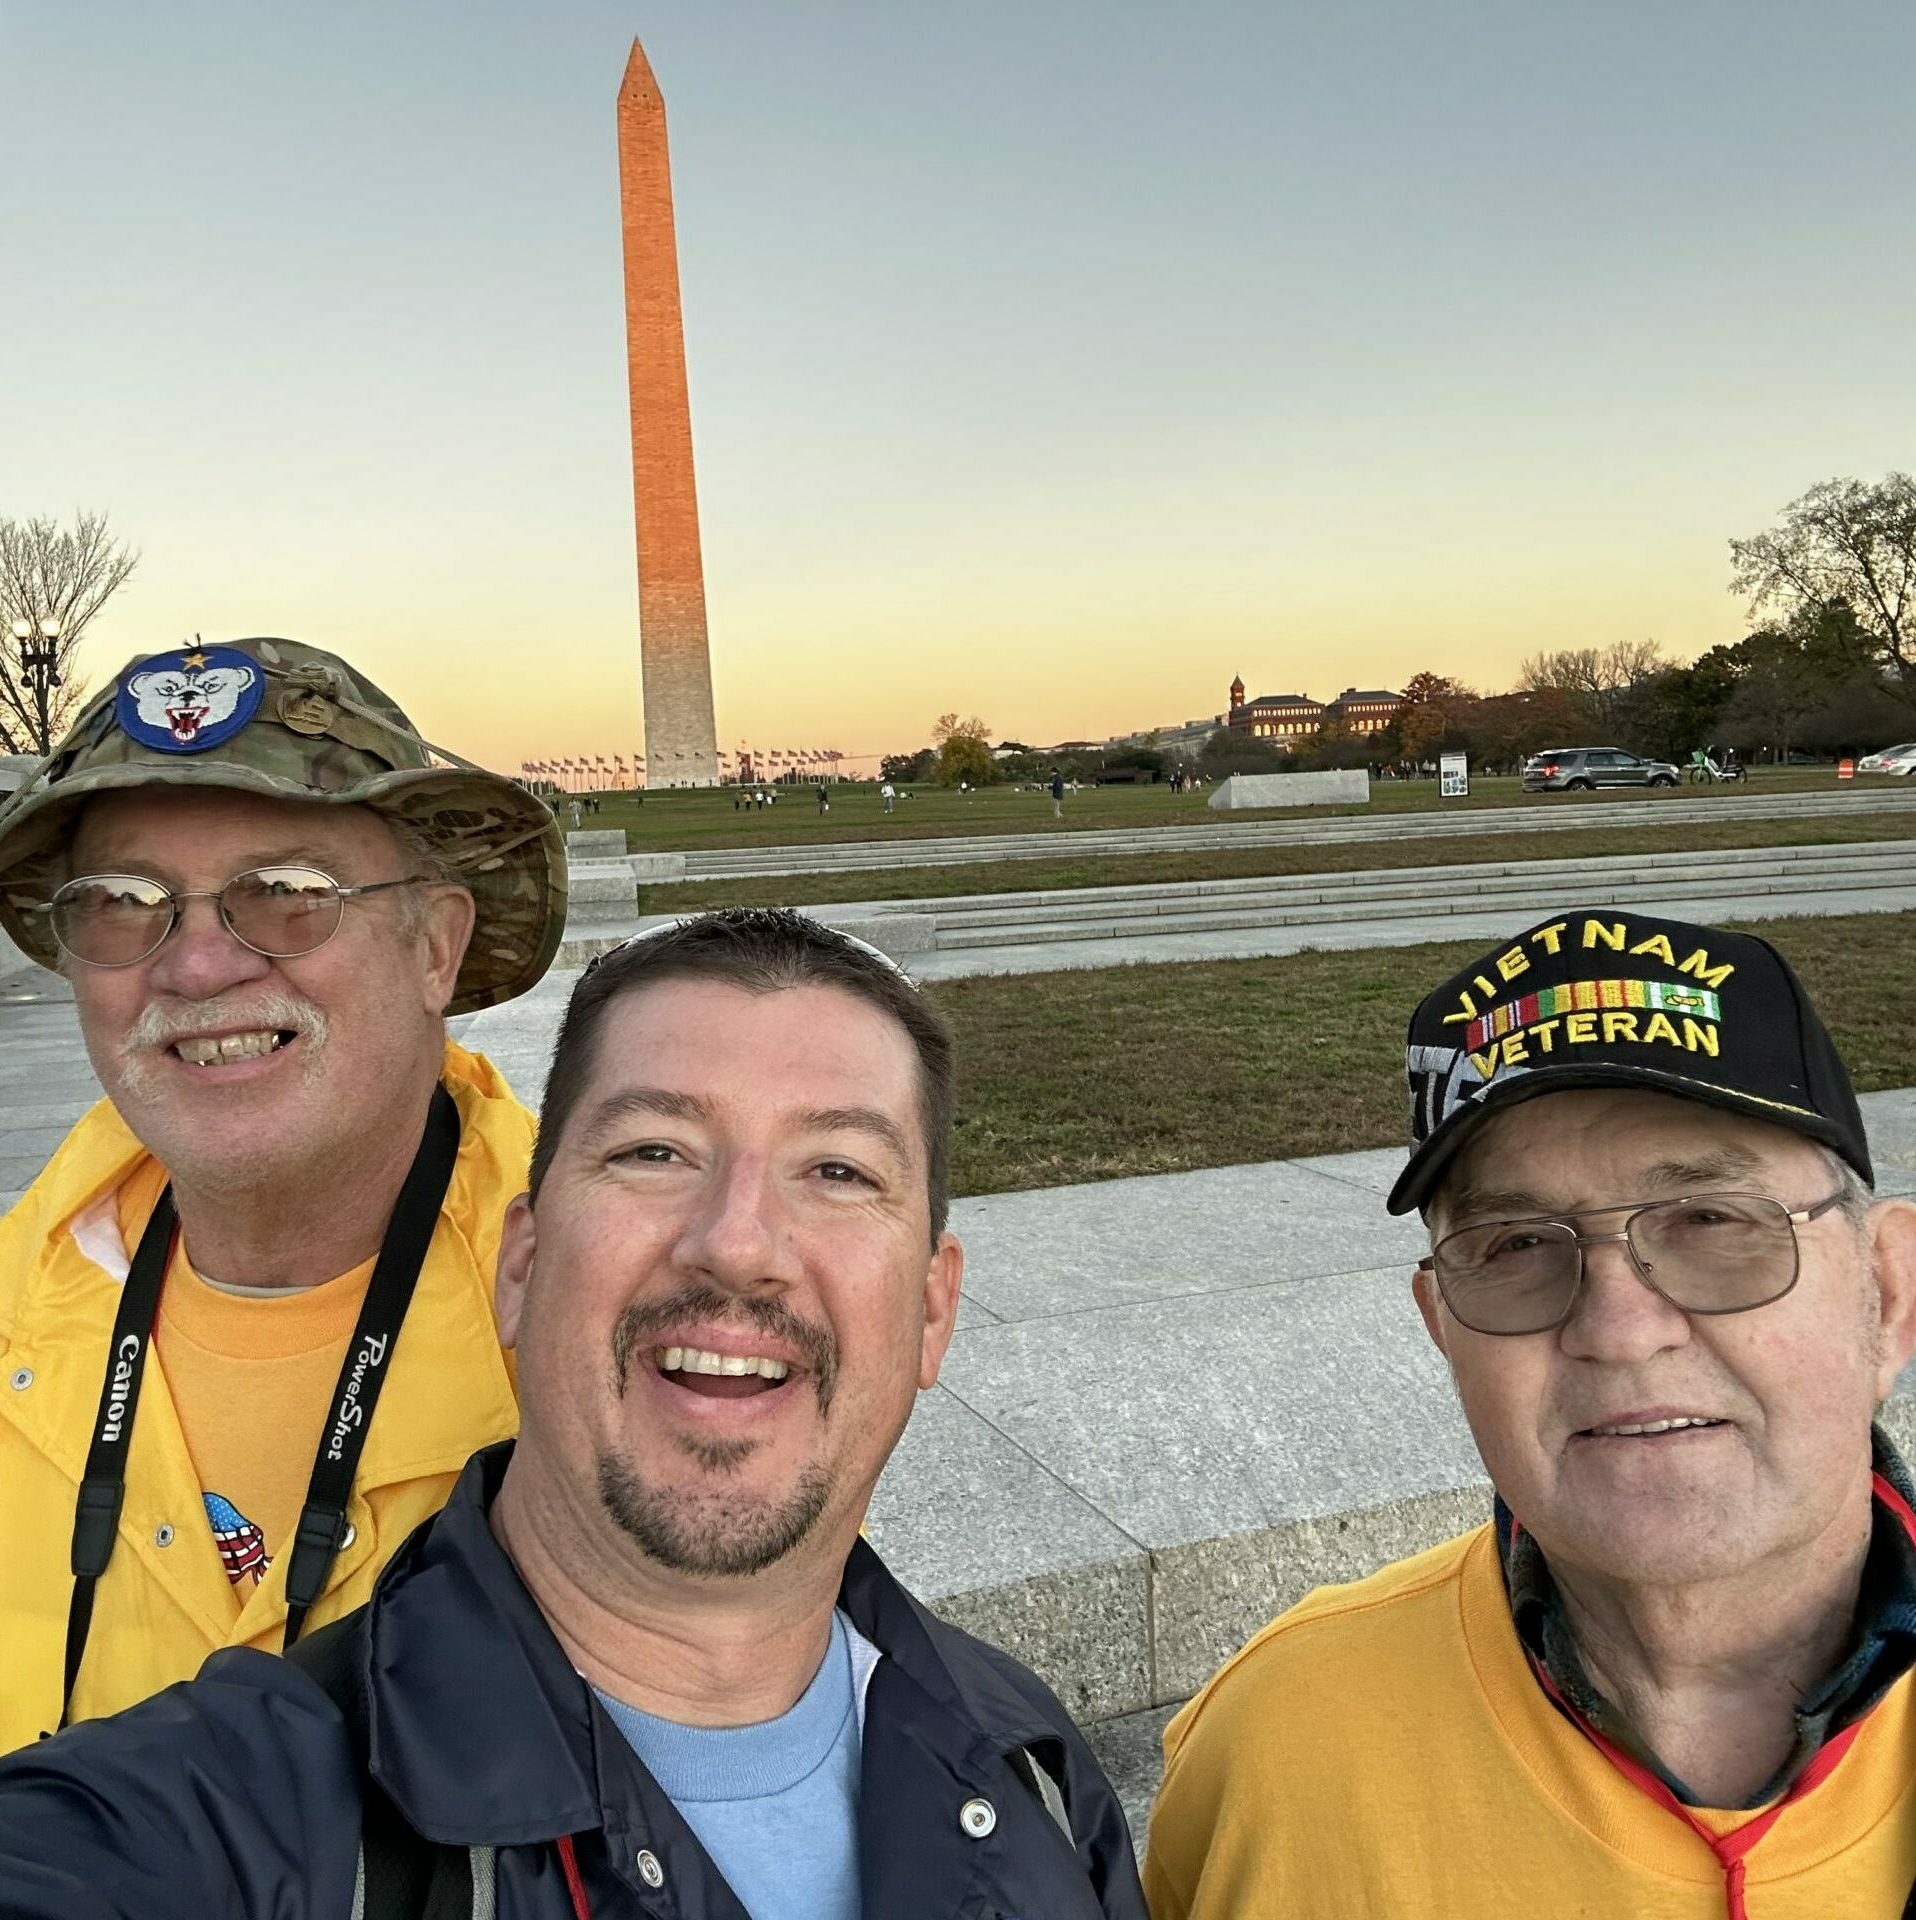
[619,35,660,94]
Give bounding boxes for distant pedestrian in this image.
[881,782,896,814]
[1050,769,1065,819]
[816,783,829,815]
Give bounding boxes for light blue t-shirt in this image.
[594,1610,881,1920]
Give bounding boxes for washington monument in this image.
[617,37,720,787]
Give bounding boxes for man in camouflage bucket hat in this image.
[0,636,564,1009]
[0,637,567,1752]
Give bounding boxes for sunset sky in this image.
[8,2,1913,772]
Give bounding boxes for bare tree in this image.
[1602,637,1666,687]
[0,512,140,753]
[1730,474,1916,702]
[1516,640,1665,735]
[1520,648,1612,710]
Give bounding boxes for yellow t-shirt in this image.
[1144,1525,1916,1920]
[165,1268,371,1603]
[115,1163,375,1609]
[0,1040,531,1753]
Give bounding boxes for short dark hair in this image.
[529,909,956,1240]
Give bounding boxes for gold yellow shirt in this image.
[0,1041,531,1753]
[1144,1525,1916,1920]
[125,1184,376,1611]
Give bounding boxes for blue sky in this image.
[6,1,1912,765]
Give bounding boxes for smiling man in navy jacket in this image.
[0,910,1145,1920]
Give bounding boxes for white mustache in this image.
[121,989,331,1057]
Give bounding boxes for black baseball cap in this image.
[1387,908,1871,1216]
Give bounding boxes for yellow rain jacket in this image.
[0,1040,530,1754]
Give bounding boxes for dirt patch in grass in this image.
[658,814,1916,911]
[933,910,1915,1198]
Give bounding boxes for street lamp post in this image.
[10,616,64,755]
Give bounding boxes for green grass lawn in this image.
[569,765,1867,854]
[658,811,1916,911]
[933,909,1915,1198]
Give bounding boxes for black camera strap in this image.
[57,1083,461,1729]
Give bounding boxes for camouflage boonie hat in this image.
[0,636,567,1014]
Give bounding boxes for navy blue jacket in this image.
[0,1445,1146,1920]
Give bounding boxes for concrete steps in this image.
[904,841,1916,950]
[658,787,1916,882]
[551,838,1916,974]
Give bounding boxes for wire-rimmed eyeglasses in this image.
[1417,1190,1849,1336]
[39,867,432,967]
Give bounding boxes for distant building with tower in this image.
[1226,675,1402,744]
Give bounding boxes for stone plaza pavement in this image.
[6,964,1916,1834]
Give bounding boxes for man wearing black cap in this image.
[1145,911,1916,1919]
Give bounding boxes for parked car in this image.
[1856,742,1916,776]
[1521,747,1682,792]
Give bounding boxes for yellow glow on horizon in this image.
[65,518,1742,775]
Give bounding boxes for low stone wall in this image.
[811,911,937,958]
[565,865,639,921]
[1208,769,1370,810]
[563,829,628,860]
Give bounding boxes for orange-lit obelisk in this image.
[617,37,719,787]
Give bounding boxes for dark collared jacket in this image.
[0,1445,1146,1920]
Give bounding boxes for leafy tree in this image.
[1298,711,1364,770]
[939,736,995,786]
[0,512,140,753]
[880,749,935,783]
[1395,671,1474,760]
[1797,671,1916,756]
[1627,656,1738,762]
[1453,687,1584,770]
[1718,636,1828,761]
[1730,474,1916,704]
[993,750,1049,784]
[931,712,995,787]
[1710,603,1875,761]
[1198,728,1285,777]
[1624,602,1873,762]
[1101,747,1165,776]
